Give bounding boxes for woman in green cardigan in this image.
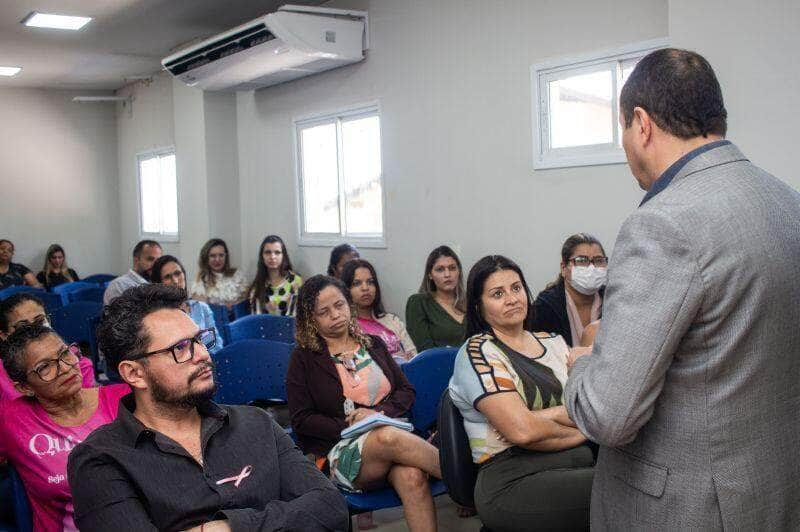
[405,246,467,350]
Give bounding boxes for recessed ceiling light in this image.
[22,12,92,31]
[0,66,22,77]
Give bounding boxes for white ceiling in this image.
[0,0,325,90]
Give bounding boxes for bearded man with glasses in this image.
[67,284,348,532]
[0,324,129,531]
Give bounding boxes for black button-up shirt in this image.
[67,394,348,532]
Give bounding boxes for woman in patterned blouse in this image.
[249,235,302,316]
[448,255,594,531]
[286,275,441,532]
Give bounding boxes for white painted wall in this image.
[236,0,669,314]
[203,92,243,275]
[669,0,800,190]
[115,73,242,282]
[0,88,120,277]
[116,73,176,271]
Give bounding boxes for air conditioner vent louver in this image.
[162,5,368,91]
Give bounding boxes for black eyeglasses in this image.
[28,343,81,382]
[132,329,216,364]
[568,255,609,267]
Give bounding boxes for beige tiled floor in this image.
[355,495,483,532]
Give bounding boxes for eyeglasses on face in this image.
[133,328,216,364]
[568,255,609,267]
[28,343,81,383]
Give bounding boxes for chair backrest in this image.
[438,389,478,508]
[232,300,251,320]
[212,339,294,405]
[208,304,231,345]
[52,281,96,305]
[85,314,102,370]
[401,347,458,434]
[82,274,117,285]
[0,285,44,300]
[36,292,64,314]
[9,464,33,532]
[225,314,295,344]
[66,286,105,304]
[50,301,103,345]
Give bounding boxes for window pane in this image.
[341,115,383,235]
[549,70,613,148]
[139,157,161,234]
[300,123,340,234]
[139,152,178,236]
[159,154,178,234]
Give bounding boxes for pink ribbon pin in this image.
[216,465,253,487]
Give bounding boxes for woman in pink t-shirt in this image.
[0,324,128,532]
[0,292,95,401]
[341,259,417,362]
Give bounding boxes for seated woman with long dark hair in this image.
[449,255,594,532]
[341,259,417,362]
[286,275,441,532]
[405,246,467,350]
[249,235,302,316]
[531,233,608,347]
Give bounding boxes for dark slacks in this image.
[474,445,594,532]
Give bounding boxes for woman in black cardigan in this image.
[531,233,607,347]
[286,275,441,532]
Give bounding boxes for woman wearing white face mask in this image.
[531,234,608,347]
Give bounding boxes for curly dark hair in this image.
[4,323,61,383]
[294,274,371,352]
[620,48,727,139]
[340,259,386,318]
[97,284,186,372]
[465,255,535,338]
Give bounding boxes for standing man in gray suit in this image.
[565,48,800,530]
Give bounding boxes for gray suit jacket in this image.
[565,143,800,530]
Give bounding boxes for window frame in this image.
[136,146,180,242]
[293,102,387,248]
[531,38,669,170]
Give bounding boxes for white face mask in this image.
[569,264,607,295]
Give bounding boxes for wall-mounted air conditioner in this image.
[162,4,368,91]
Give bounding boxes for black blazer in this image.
[531,280,604,347]
[285,335,416,457]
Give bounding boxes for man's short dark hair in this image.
[5,324,60,383]
[620,48,727,139]
[0,292,45,333]
[132,240,161,258]
[97,284,186,371]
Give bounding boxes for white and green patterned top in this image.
[251,271,303,316]
[448,332,570,463]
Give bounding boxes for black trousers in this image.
[474,445,594,532]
